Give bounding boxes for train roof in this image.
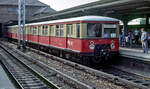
[9,16,119,27]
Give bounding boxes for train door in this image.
[66,24,73,49]
[66,23,81,50]
[38,26,40,44]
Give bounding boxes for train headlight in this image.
[111,40,115,49]
[89,41,95,50]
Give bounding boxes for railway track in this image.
[0,43,92,89]
[24,46,150,89]
[102,66,150,89]
[23,44,150,89]
[0,48,55,89]
[1,41,150,89]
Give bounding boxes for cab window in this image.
[87,23,102,37]
[103,24,117,38]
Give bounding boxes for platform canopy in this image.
[32,0,150,23]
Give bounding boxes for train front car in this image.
[78,16,119,64]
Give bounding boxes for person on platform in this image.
[129,30,133,48]
[121,30,126,47]
[134,29,140,47]
[141,28,148,54]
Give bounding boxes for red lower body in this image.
[7,33,119,55]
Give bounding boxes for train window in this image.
[10,28,12,33]
[87,23,102,37]
[15,28,16,33]
[50,25,54,36]
[60,24,64,37]
[42,26,45,35]
[103,24,117,38]
[67,24,73,37]
[42,25,48,36]
[76,24,80,37]
[56,25,60,37]
[11,29,14,33]
[32,26,34,34]
[27,27,29,34]
[38,26,41,35]
[12,28,14,33]
[71,26,73,35]
[27,26,30,34]
[29,26,31,34]
[11,28,12,33]
[11,28,13,33]
[15,27,18,33]
[55,24,64,37]
[45,26,48,36]
[26,27,28,34]
[14,28,17,33]
[33,26,37,35]
[30,26,33,34]
[28,26,31,34]
[12,28,13,33]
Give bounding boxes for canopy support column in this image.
[123,20,128,33]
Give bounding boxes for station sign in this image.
[104,24,116,28]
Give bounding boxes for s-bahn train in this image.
[7,16,119,65]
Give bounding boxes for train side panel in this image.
[66,38,82,52]
[50,37,67,49]
[39,36,49,45]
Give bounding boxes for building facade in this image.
[0,0,56,37]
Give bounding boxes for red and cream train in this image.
[7,16,119,64]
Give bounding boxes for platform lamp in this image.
[18,0,26,50]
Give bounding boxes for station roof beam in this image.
[31,0,150,24]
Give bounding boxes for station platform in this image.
[119,47,150,61]
[0,64,16,89]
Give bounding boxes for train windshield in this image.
[103,24,117,38]
[87,23,102,37]
[87,23,117,38]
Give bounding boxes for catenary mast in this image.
[18,0,26,49]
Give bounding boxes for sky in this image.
[39,0,99,11]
